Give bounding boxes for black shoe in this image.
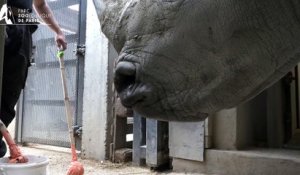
[0,140,7,158]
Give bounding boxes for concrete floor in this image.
[20,144,153,175]
[11,144,202,175]
[5,120,204,175]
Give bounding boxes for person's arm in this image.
[33,0,67,50]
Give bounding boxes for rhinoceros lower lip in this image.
[118,83,153,108]
[119,85,209,121]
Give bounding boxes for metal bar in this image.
[74,0,87,150]
[35,59,77,69]
[27,100,76,106]
[146,119,158,166]
[146,119,169,167]
[22,137,69,147]
[133,113,146,166]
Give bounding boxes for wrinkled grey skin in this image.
[94,0,300,121]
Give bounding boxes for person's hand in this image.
[55,32,67,51]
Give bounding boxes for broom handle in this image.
[58,55,78,161]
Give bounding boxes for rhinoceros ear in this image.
[93,0,130,52]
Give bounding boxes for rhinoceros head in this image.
[94,0,300,121]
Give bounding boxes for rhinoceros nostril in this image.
[114,62,136,92]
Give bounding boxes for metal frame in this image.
[133,113,169,168]
[73,0,87,150]
[133,114,146,165]
[15,0,86,149]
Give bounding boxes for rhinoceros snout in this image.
[114,61,153,109]
[114,61,136,93]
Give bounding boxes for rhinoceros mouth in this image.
[118,82,155,108]
[114,52,209,121]
[114,52,156,108]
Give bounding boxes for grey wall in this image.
[169,121,205,161]
[237,80,285,148]
[81,0,109,160]
[237,91,268,148]
[212,108,238,150]
[265,81,285,147]
[105,43,118,159]
[213,79,286,150]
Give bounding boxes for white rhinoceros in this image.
[93,0,300,121]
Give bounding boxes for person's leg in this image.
[0,54,28,158]
[0,25,29,157]
[1,53,28,126]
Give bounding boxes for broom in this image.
[57,50,84,175]
[0,119,28,163]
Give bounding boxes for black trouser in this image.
[1,24,37,127]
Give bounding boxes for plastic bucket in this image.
[0,155,48,175]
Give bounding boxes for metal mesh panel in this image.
[21,0,80,147]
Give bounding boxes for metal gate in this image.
[16,0,85,148]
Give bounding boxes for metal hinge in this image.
[73,125,82,137]
[75,44,86,56]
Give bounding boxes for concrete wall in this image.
[173,149,300,175]
[237,91,268,148]
[265,81,285,147]
[212,80,286,150]
[172,79,291,174]
[212,108,238,150]
[169,121,204,161]
[106,43,118,160]
[212,95,268,150]
[81,0,109,160]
